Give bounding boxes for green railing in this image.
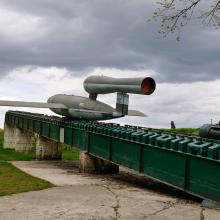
[5,110,220,205]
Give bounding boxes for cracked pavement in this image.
[0,161,220,220]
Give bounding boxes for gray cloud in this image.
[1,66,220,128]
[0,0,219,83]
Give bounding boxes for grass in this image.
[0,128,54,196]
[0,129,79,196]
[0,147,80,161]
[0,161,53,196]
[161,128,199,136]
[0,148,36,161]
[0,145,78,196]
[62,147,79,160]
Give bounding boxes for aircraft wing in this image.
[0,100,68,109]
[128,110,146,117]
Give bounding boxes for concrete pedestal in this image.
[36,136,62,160]
[4,123,34,152]
[14,128,35,152]
[79,151,119,174]
[3,123,16,149]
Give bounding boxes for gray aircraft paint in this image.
[0,75,156,121]
[84,75,156,95]
[47,94,120,120]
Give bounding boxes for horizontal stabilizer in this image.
[0,100,67,109]
[128,110,146,117]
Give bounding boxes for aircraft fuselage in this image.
[47,94,122,120]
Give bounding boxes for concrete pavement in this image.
[0,160,219,220]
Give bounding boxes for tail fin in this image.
[115,92,146,117]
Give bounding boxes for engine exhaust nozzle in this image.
[84,75,156,95]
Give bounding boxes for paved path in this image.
[0,160,219,220]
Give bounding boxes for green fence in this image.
[5,111,220,204]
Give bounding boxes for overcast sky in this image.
[0,0,219,128]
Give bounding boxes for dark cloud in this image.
[0,0,219,83]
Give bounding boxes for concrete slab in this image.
[12,161,103,186]
[0,160,219,220]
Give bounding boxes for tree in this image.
[151,0,220,39]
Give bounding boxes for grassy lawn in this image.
[0,129,54,196]
[0,145,79,196]
[0,161,53,196]
[0,148,36,161]
[0,147,80,161]
[62,148,79,160]
[0,128,80,196]
[161,128,199,136]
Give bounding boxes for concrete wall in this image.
[4,122,62,159]
[14,128,35,152]
[4,123,34,152]
[79,151,119,174]
[36,136,62,160]
[4,122,118,174]
[3,123,16,149]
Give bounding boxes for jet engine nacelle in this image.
[84,75,156,96]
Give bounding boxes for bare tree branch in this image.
[151,0,220,39]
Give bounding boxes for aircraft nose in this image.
[47,96,54,103]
